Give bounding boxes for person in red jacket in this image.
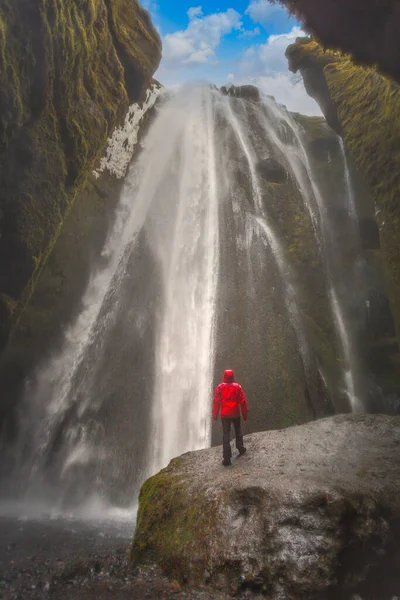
[213,369,248,466]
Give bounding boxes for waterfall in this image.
[3,86,367,514]
[9,87,221,512]
[219,96,311,377]
[255,96,364,411]
[339,137,358,222]
[147,89,219,474]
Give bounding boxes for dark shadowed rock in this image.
[256,158,289,183]
[277,0,400,84]
[132,414,400,599]
[286,40,342,134]
[359,218,380,250]
[307,136,339,160]
[220,85,261,101]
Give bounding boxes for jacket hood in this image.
[223,369,234,383]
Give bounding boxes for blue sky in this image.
[143,0,321,115]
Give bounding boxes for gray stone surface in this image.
[133,414,400,599]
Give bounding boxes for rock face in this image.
[277,0,400,84]
[256,158,289,183]
[0,84,161,432]
[287,38,400,402]
[132,414,400,599]
[0,0,161,350]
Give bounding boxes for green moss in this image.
[132,467,218,582]
[286,39,341,74]
[322,61,400,339]
[292,40,400,339]
[0,0,161,346]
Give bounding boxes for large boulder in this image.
[132,414,400,599]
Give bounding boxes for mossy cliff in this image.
[275,0,400,84]
[287,38,400,399]
[0,0,161,350]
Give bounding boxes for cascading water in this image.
[7,87,221,512]
[147,90,219,474]
[219,95,312,386]
[2,85,368,514]
[339,137,358,222]
[253,96,366,411]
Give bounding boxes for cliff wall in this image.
[287,38,400,401]
[277,0,400,84]
[0,0,161,350]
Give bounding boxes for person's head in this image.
[223,369,234,383]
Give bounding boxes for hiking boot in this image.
[222,459,231,466]
[238,447,247,456]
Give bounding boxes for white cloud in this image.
[162,7,243,66]
[238,27,261,39]
[142,0,158,16]
[227,73,235,81]
[245,0,294,27]
[233,27,320,115]
[187,6,203,19]
[238,26,303,76]
[256,74,321,115]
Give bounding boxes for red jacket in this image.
[213,370,248,420]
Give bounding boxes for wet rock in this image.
[59,558,98,581]
[132,414,400,599]
[359,218,380,250]
[307,135,340,160]
[162,579,181,594]
[256,158,289,183]
[286,37,400,399]
[220,85,261,101]
[286,43,342,134]
[366,290,396,340]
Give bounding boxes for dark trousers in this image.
[222,417,244,461]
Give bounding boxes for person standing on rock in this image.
[213,369,248,466]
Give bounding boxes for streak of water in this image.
[148,89,219,474]
[257,96,363,410]
[339,137,358,222]
[220,96,312,373]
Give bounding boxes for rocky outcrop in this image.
[0,0,161,350]
[220,85,261,101]
[277,0,400,84]
[287,38,400,402]
[132,414,400,599]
